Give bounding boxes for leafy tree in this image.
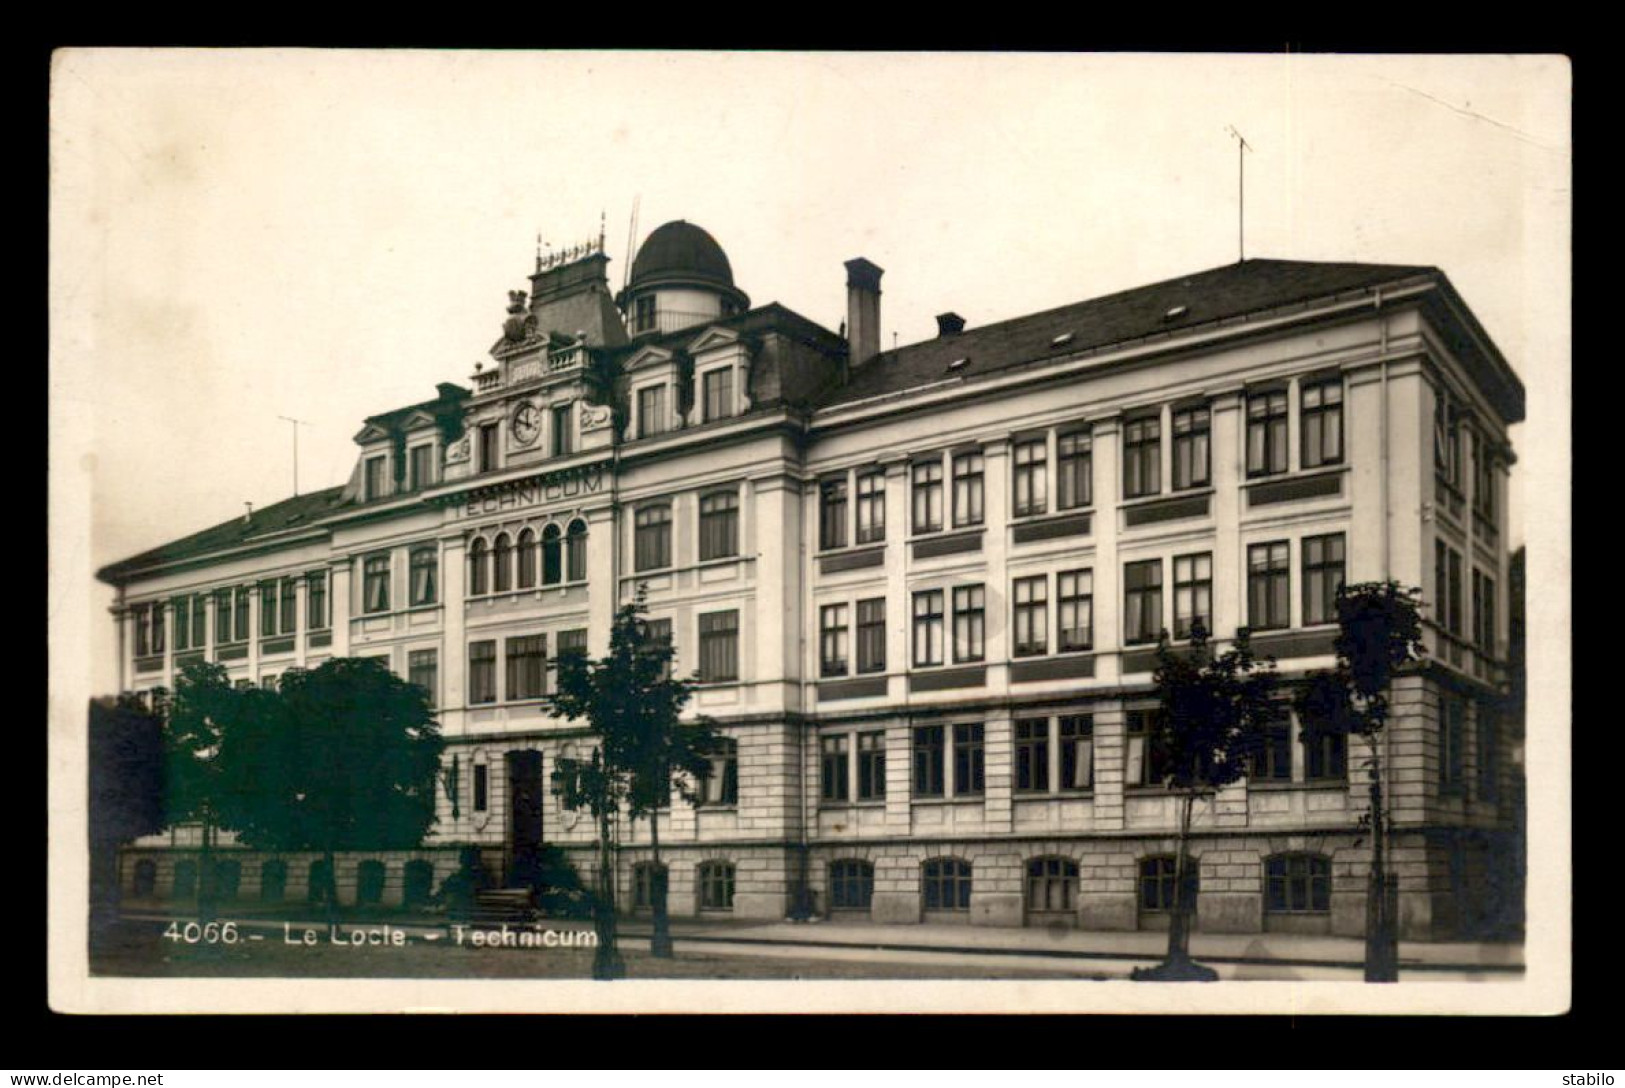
[1132,623,1278,982]
[1295,580,1426,983]
[163,661,248,921]
[88,694,165,939]
[550,593,722,975]
[223,658,444,920]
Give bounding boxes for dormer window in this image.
[408,444,435,491]
[702,367,735,423]
[364,455,388,502]
[638,385,669,438]
[634,295,657,334]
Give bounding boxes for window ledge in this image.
[1014,790,1096,800]
[909,797,985,807]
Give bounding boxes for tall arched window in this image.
[542,525,563,586]
[492,533,512,593]
[214,859,242,901]
[356,860,386,907]
[260,859,287,903]
[403,860,435,908]
[132,859,157,898]
[516,528,537,589]
[308,858,333,905]
[468,538,489,597]
[567,519,589,581]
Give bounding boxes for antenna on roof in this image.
[277,415,308,496]
[1225,125,1252,262]
[623,195,641,293]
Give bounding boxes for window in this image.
[820,604,849,678]
[259,860,287,904]
[173,593,206,651]
[1125,708,1165,787]
[856,598,886,674]
[821,735,850,802]
[818,476,848,550]
[922,858,971,911]
[1172,553,1212,640]
[307,572,329,631]
[1015,718,1049,792]
[551,402,574,456]
[280,578,297,634]
[952,450,984,527]
[468,538,489,596]
[477,423,500,473]
[857,731,886,800]
[700,738,738,806]
[1060,715,1094,790]
[856,471,885,544]
[1140,856,1198,912]
[952,585,985,663]
[468,641,496,705]
[632,862,667,911]
[644,618,673,682]
[492,533,512,593]
[702,368,734,422]
[830,860,874,910]
[1265,854,1331,913]
[558,628,588,658]
[541,525,562,585]
[234,585,250,640]
[1011,437,1046,517]
[364,455,388,501]
[1434,390,1463,493]
[634,295,656,334]
[698,610,739,683]
[1172,405,1211,490]
[1028,857,1079,913]
[356,860,385,907]
[363,555,391,614]
[1251,710,1293,781]
[700,492,739,560]
[912,589,945,667]
[1477,703,1499,801]
[516,529,537,589]
[913,725,945,797]
[634,505,672,572]
[133,603,157,657]
[1440,694,1466,792]
[1305,723,1347,782]
[408,444,434,491]
[472,764,489,812]
[1057,570,1093,652]
[410,547,438,606]
[1247,542,1291,631]
[912,460,943,533]
[259,580,278,637]
[1124,559,1163,645]
[172,595,191,651]
[698,861,735,911]
[953,723,984,795]
[637,385,667,438]
[1301,378,1343,468]
[1303,534,1346,627]
[566,519,588,581]
[1012,575,1048,657]
[1057,428,1092,510]
[1473,432,1497,520]
[507,635,547,701]
[408,648,437,707]
[1247,389,1289,477]
[215,588,233,644]
[1434,543,1463,637]
[1123,414,1161,498]
[1473,570,1497,655]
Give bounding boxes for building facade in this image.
[99,220,1524,939]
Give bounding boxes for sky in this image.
[50,50,1571,698]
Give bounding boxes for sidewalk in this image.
[117,907,1523,977]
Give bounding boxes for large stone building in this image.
[98,219,1524,939]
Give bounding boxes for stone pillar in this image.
[883,459,908,702]
[441,532,467,728]
[982,439,1011,682]
[1092,417,1121,685]
[983,713,1013,835]
[1092,704,1126,832]
[1210,390,1244,638]
[329,557,352,657]
[751,474,799,714]
[585,504,616,655]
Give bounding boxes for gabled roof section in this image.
[819,258,1478,411]
[360,382,469,438]
[96,486,347,586]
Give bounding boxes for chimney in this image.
[844,257,884,366]
[935,312,965,337]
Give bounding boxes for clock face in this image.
[511,402,540,446]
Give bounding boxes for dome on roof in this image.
[628,220,736,290]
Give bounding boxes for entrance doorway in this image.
[506,749,545,889]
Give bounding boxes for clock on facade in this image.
[510,401,540,446]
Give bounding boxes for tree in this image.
[87,694,165,941]
[163,661,248,921]
[1131,623,1278,982]
[550,594,721,975]
[223,658,444,920]
[1295,580,1426,983]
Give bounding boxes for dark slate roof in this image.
[617,301,845,358]
[821,258,1440,409]
[629,220,736,289]
[96,486,348,585]
[362,383,468,430]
